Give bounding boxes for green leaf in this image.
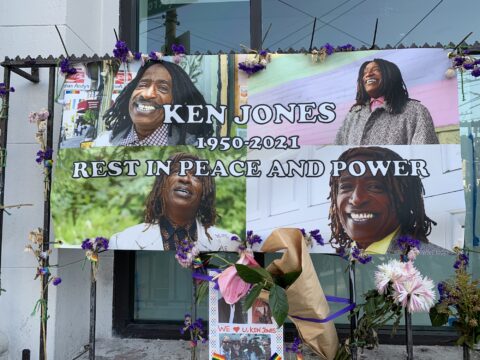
[274,270,302,288]
[429,306,449,327]
[244,284,263,311]
[365,297,376,316]
[269,284,289,327]
[196,281,209,305]
[252,267,274,283]
[235,264,265,284]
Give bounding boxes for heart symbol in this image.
[233,326,240,333]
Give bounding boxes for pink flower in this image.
[407,247,420,261]
[217,252,260,305]
[392,275,435,313]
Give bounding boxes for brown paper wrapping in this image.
[260,228,339,360]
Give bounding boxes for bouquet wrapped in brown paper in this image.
[261,228,339,359]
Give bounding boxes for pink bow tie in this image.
[370,96,385,111]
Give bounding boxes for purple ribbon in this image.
[192,270,355,323]
[290,295,355,323]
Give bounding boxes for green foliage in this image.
[429,306,449,327]
[335,289,403,360]
[235,262,300,327]
[244,284,262,311]
[273,271,302,289]
[430,267,480,349]
[82,109,98,126]
[269,284,288,327]
[235,264,265,284]
[51,146,246,246]
[196,281,209,305]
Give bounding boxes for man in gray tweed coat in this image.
[335,58,439,145]
[328,146,451,255]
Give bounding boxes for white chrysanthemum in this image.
[375,260,421,294]
[375,260,403,294]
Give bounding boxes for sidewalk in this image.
[76,338,480,360]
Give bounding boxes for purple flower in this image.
[53,277,62,286]
[463,63,475,70]
[286,337,302,354]
[171,44,186,54]
[149,51,159,61]
[321,43,335,55]
[0,83,14,97]
[59,58,77,75]
[180,314,207,346]
[36,148,53,164]
[247,232,262,246]
[453,56,465,67]
[453,253,469,269]
[437,281,447,300]
[134,52,142,60]
[81,238,93,250]
[397,235,420,252]
[351,246,373,264]
[238,62,266,75]
[259,50,268,57]
[113,40,130,62]
[299,228,306,237]
[95,236,109,251]
[472,67,480,78]
[339,43,355,51]
[231,235,239,241]
[175,239,199,268]
[309,229,324,246]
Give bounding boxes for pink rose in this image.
[217,252,260,305]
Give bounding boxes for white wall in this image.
[0,1,119,359]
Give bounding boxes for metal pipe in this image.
[348,262,357,360]
[39,66,55,360]
[89,263,96,360]
[463,344,470,360]
[405,310,413,359]
[0,66,11,294]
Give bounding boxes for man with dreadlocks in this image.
[335,59,439,145]
[94,60,213,146]
[111,152,236,251]
[328,146,450,255]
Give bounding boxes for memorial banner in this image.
[52,50,466,254]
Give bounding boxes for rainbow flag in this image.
[212,353,226,360]
[270,353,282,360]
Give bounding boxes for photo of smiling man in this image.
[110,152,237,251]
[94,60,213,147]
[328,146,451,255]
[334,59,439,145]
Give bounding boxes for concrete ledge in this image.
[75,338,480,360]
